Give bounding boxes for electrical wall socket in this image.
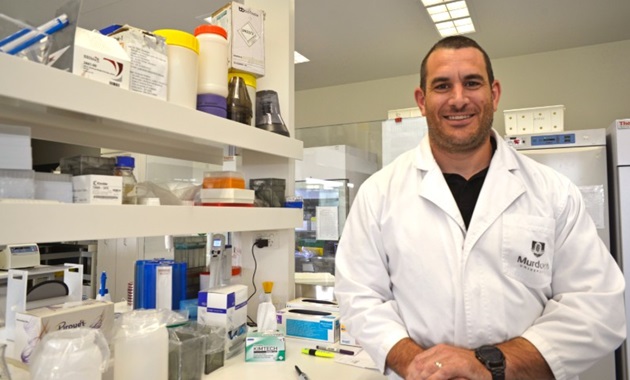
[255,231,277,248]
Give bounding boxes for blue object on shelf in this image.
[134,259,187,310]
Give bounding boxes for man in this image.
[334,36,626,380]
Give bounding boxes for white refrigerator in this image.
[506,128,617,380]
[607,119,630,380]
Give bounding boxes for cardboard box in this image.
[73,27,130,89]
[340,320,359,346]
[198,284,248,358]
[14,300,114,363]
[245,331,286,362]
[212,2,265,77]
[276,308,340,343]
[72,175,122,204]
[108,25,168,100]
[504,105,565,135]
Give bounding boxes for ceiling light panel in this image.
[422,0,476,37]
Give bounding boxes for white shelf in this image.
[0,54,302,165]
[0,203,303,245]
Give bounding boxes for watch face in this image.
[477,345,505,365]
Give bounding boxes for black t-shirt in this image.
[442,138,496,229]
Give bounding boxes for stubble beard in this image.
[427,103,494,154]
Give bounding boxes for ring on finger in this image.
[435,361,443,368]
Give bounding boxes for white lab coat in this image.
[335,130,626,380]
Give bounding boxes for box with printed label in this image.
[340,320,359,346]
[72,175,122,204]
[197,284,248,359]
[14,300,114,363]
[276,308,340,343]
[212,2,265,77]
[108,25,168,100]
[73,27,130,89]
[245,331,286,362]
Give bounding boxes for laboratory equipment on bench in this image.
[0,243,40,269]
[207,234,225,289]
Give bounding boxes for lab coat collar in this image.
[413,129,525,237]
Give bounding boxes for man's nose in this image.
[448,84,469,108]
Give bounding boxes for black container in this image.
[227,76,252,126]
[255,90,290,137]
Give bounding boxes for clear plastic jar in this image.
[114,156,137,205]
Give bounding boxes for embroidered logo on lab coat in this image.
[502,215,554,288]
[531,241,545,257]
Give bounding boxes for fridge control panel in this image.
[506,128,606,149]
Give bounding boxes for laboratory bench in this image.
[208,337,386,380]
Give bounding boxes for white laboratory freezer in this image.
[507,128,617,380]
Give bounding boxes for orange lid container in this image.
[202,171,245,189]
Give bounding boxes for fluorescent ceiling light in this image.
[294,51,310,64]
[422,0,476,37]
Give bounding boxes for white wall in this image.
[296,39,630,134]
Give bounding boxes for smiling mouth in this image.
[445,114,473,121]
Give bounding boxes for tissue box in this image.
[14,300,114,363]
[285,298,339,313]
[71,175,122,204]
[107,25,168,100]
[245,331,286,362]
[198,284,248,359]
[276,308,340,343]
[212,2,265,77]
[73,27,130,89]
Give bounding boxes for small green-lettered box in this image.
[245,331,286,362]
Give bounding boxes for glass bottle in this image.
[114,156,137,205]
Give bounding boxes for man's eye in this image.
[465,81,482,88]
[434,83,450,90]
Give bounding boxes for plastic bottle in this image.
[194,25,228,97]
[227,76,252,126]
[114,156,137,205]
[153,29,199,109]
[256,281,277,332]
[228,71,256,127]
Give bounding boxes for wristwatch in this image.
[474,345,505,380]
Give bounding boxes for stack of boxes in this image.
[0,125,35,200]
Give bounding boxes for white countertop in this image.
[205,338,385,380]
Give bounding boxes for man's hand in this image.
[405,344,490,380]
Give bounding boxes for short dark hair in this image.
[420,36,494,92]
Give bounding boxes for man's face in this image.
[415,47,501,154]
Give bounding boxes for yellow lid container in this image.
[153,29,199,54]
[228,71,257,89]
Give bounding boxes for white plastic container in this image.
[114,310,168,380]
[195,25,229,97]
[154,29,199,109]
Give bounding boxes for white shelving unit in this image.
[0,52,302,245]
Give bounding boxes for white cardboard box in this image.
[72,175,122,204]
[276,307,340,343]
[108,25,168,100]
[212,2,265,77]
[73,27,130,90]
[504,105,565,135]
[198,284,248,358]
[14,300,114,363]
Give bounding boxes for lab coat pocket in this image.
[502,214,554,289]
